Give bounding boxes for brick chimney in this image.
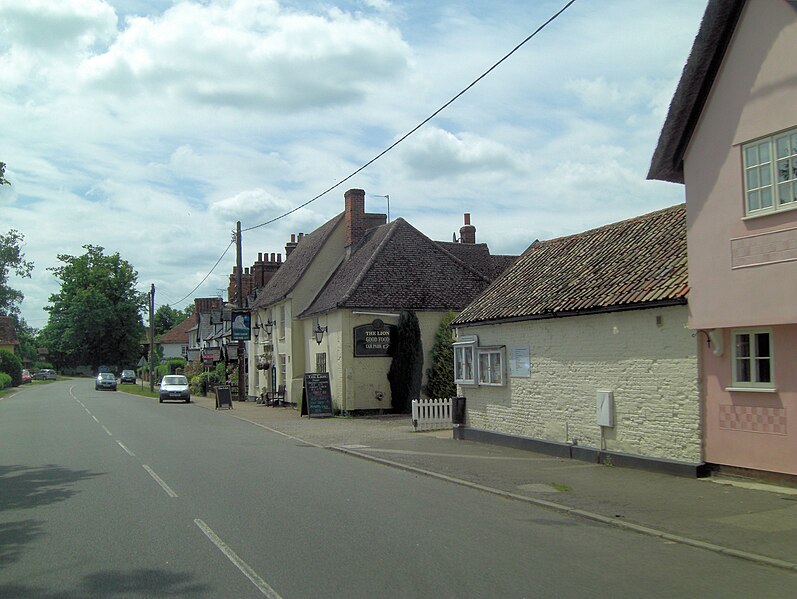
[251,252,282,291]
[459,213,476,244]
[345,188,366,249]
[285,234,298,258]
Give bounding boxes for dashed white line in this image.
[142,465,178,498]
[116,440,136,457]
[194,519,282,598]
[91,415,99,423]
[102,425,113,436]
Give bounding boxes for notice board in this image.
[303,372,333,418]
[215,385,233,410]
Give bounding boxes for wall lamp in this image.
[313,322,328,345]
[257,318,275,337]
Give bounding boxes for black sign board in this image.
[303,372,333,418]
[215,385,233,410]
[353,319,396,357]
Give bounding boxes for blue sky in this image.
[0,0,707,329]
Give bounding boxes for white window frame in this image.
[477,346,505,386]
[731,328,774,389]
[279,304,287,340]
[453,337,476,386]
[743,128,797,216]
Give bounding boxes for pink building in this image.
[649,0,797,478]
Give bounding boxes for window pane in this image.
[760,165,772,186]
[748,190,760,211]
[490,353,501,384]
[778,159,790,182]
[778,183,790,204]
[464,347,473,380]
[761,187,773,208]
[736,358,751,382]
[736,334,750,358]
[791,134,797,155]
[759,142,771,163]
[777,136,791,158]
[746,145,759,165]
[478,353,490,384]
[454,347,464,380]
[748,168,759,188]
[756,359,771,383]
[755,333,770,358]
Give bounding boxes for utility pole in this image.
[149,283,155,393]
[236,221,245,401]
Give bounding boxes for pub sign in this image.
[353,319,396,357]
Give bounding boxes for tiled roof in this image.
[156,316,194,345]
[251,214,344,308]
[301,218,495,317]
[648,0,747,183]
[0,316,19,346]
[452,204,688,326]
[436,241,517,279]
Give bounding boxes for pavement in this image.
[188,394,797,574]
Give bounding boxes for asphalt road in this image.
[1,379,794,598]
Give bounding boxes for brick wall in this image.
[458,305,701,463]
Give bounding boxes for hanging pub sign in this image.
[231,309,251,341]
[353,319,396,357]
[201,347,221,366]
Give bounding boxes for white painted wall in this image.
[456,305,701,463]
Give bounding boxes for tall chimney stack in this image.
[459,213,476,244]
[345,188,366,249]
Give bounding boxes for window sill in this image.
[742,202,797,220]
[724,386,777,393]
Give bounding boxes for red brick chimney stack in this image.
[345,188,366,249]
[459,213,476,244]
[285,233,298,258]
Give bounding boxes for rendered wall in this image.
[458,306,701,463]
[683,0,797,329]
[702,325,797,475]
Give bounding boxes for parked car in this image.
[120,369,136,384]
[95,372,117,391]
[21,369,31,384]
[159,375,190,403]
[35,369,57,380]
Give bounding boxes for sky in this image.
[0,0,708,330]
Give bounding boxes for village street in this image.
[1,379,794,598]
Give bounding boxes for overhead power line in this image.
[241,0,577,233]
[165,241,234,307]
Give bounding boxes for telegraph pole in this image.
[149,283,155,393]
[236,221,245,401]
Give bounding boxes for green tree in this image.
[11,315,39,368]
[0,162,9,186]
[42,245,146,371]
[387,309,424,413]
[0,229,34,316]
[423,312,457,399]
[154,304,192,336]
[0,349,23,387]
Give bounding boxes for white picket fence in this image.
[411,398,453,432]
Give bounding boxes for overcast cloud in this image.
[0,0,706,328]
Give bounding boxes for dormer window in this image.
[743,128,797,216]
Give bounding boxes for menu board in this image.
[303,372,333,418]
[215,385,233,409]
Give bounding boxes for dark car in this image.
[95,372,117,391]
[120,369,136,384]
[35,368,57,380]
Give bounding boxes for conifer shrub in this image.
[423,312,457,399]
[387,310,423,413]
[0,349,23,387]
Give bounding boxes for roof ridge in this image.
[337,219,403,306]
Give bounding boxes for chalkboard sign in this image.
[215,385,233,410]
[303,373,333,418]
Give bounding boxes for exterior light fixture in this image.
[263,319,275,337]
[313,322,328,345]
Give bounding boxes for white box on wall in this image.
[596,391,614,427]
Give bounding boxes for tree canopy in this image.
[0,229,34,316]
[387,309,424,413]
[154,304,193,336]
[0,162,9,186]
[41,245,146,371]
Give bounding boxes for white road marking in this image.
[194,519,282,599]
[102,425,113,436]
[116,440,136,457]
[91,415,99,423]
[142,465,178,498]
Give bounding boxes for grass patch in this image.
[119,383,160,399]
[550,482,572,493]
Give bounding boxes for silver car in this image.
[159,375,190,403]
[95,372,117,391]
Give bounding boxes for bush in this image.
[0,349,23,387]
[0,372,11,389]
[156,357,187,379]
[387,310,423,413]
[423,312,457,399]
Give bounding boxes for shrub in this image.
[423,312,457,399]
[0,349,23,387]
[0,372,11,389]
[387,310,423,413]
